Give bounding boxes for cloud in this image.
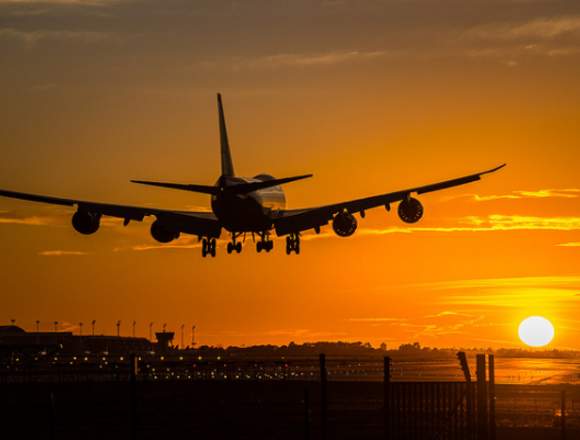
[469,16,580,41]
[227,50,389,70]
[302,215,580,244]
[38,250,88,256]
[347,317,407,323]
[446,189,580,202]
[116,236,205,252]
[0,27,118,45]
[0,215,59,226]
[459,215,580,231]
[425,311,475,319]
[557,242,580,247]
[411,276,580,310]
[413,315,486,338]
[0,0,117,5]
[464,15,580,60]
[412,275,580,291]
[508,16,580,39]
[442,288,579,308]
[0,210,126,229]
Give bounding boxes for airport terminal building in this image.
[0,325,153,355]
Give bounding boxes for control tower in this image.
[155,331,175,352]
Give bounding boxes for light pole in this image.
[91,320,96,336]
[53,321,58,332]
[116,320,121,337]
[162,323,167,333]
[132,320,136,338]
[79,322,83,336]
[180,324,184,348]
[191,325,196,347]
[35,320,40,332]
[149,322,154,340]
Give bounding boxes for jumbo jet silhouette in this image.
[0,94,504,257]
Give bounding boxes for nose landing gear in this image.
[285,233,300,255]
[201,238,217,258]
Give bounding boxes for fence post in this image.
[304,387,311,440]
[561,389,567,440]
[319,353,327,440]
[476,354,488,440]
[129,353,138,440]
[488,354,496,440]
[384,356,391,439]
[48,391,56,440]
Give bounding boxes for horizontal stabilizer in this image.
[131,180,218,195]
[229,174,313,194]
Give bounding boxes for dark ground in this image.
[1,380,577,439]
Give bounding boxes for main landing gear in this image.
[256,232,273,253]
[227,233,243,254]
[201,238,216,258]
[286,233,300,255]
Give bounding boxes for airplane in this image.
[0,93,505,257]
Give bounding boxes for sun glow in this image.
[518,316,555,347]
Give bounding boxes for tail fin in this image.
[217,93,235,177]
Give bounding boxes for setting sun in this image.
[518,316,555,347]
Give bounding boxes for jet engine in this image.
[72,210,100,235]
[150,220,180,243]
[332,211,358,237]
[398,197,424,223]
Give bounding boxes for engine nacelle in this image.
[398,197,424,223]
[150,220,180,243]
[332,211,358,237]
[72,210,100,235]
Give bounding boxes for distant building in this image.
[0,325,152,355]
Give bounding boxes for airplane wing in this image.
[0,188,222,238]
[272,164,505,236]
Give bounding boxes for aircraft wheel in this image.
[235,242,242,253]
[210,239,217,257]
[202,239,208,257]
[256,242,262,253]
[227,243,233,254]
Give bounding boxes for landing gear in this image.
[227,233,243,254]
[286,233,300,255]
[227,242,242,254]
[256,232,274,253]
[201,238,216,258]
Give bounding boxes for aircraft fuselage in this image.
[211,175,286,232]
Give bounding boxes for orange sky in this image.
[0,0,579,349]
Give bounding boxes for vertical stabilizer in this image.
[217,93,235,177]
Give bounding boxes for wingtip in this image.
[484,163,507,174]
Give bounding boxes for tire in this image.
[235,242,242,253]
[227,243,233,254]
[257,242,262,253]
